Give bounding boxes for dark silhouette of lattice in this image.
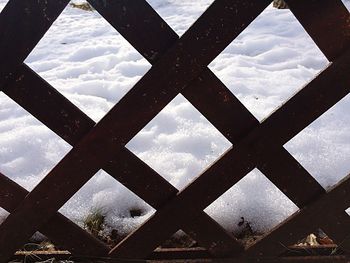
[0,0,350,262]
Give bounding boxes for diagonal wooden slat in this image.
[15,0,326,254]
[224,45,349,255]
[3,0,325,217]
[0,0,69,88]
[116,0,349,253]
[286,0,350,61]
[1,65,96,144]
[169,43,349,258]
[246,0,350,251]
[0,1,273,260]
[109,46,350,258]
[180,214,242,257]
[90,1,323,225]
[87,0,179,65]
[182,70,325,207]
[320,211,350,252]
[84,0,325,253]
[88,0,258,142]
[0,0,349,261]
[2,64,241,256]
[90,0,326,210]
[0,172,109,255]
[3,64,177,209]
[95,0,350,256]
[0,0,244,253]
[88,0,324,218]
[258,148,325,207]
[255,0,350,252]
[182,69,325,207]
[244,173,350,257]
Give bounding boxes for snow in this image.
[205,169,299,235]
[59,170,155,236]
[285,94,350,188]
[126,94,232,190]
[1,0,350,239]
[22,3,151,122]
[208,5,329,121]
[146,0,214,36]
[0,94,72,190]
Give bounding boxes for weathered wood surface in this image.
[0,0,349,262]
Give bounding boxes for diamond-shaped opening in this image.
[204,169,298,243]
[0,208,53,250]
[346,208,350,216]
[0,0,9,13]
[24,1,151,122]
[208,4,329,122]
[0,207,9,224]
[161,230,198,248]
[341,0,350,12]
[284,94,350,189]
[20,236,59,253]
[145,0,214,36]
[0,92,72,191]
[60,170,155,245]
[126,94,232,190]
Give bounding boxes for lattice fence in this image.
[0,0,350,262]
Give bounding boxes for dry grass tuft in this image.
[70,2,94,12]
[83,208,105,237]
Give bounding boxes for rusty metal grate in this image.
[0,0,350,262]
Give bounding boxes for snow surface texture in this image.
[1,0,350,237]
